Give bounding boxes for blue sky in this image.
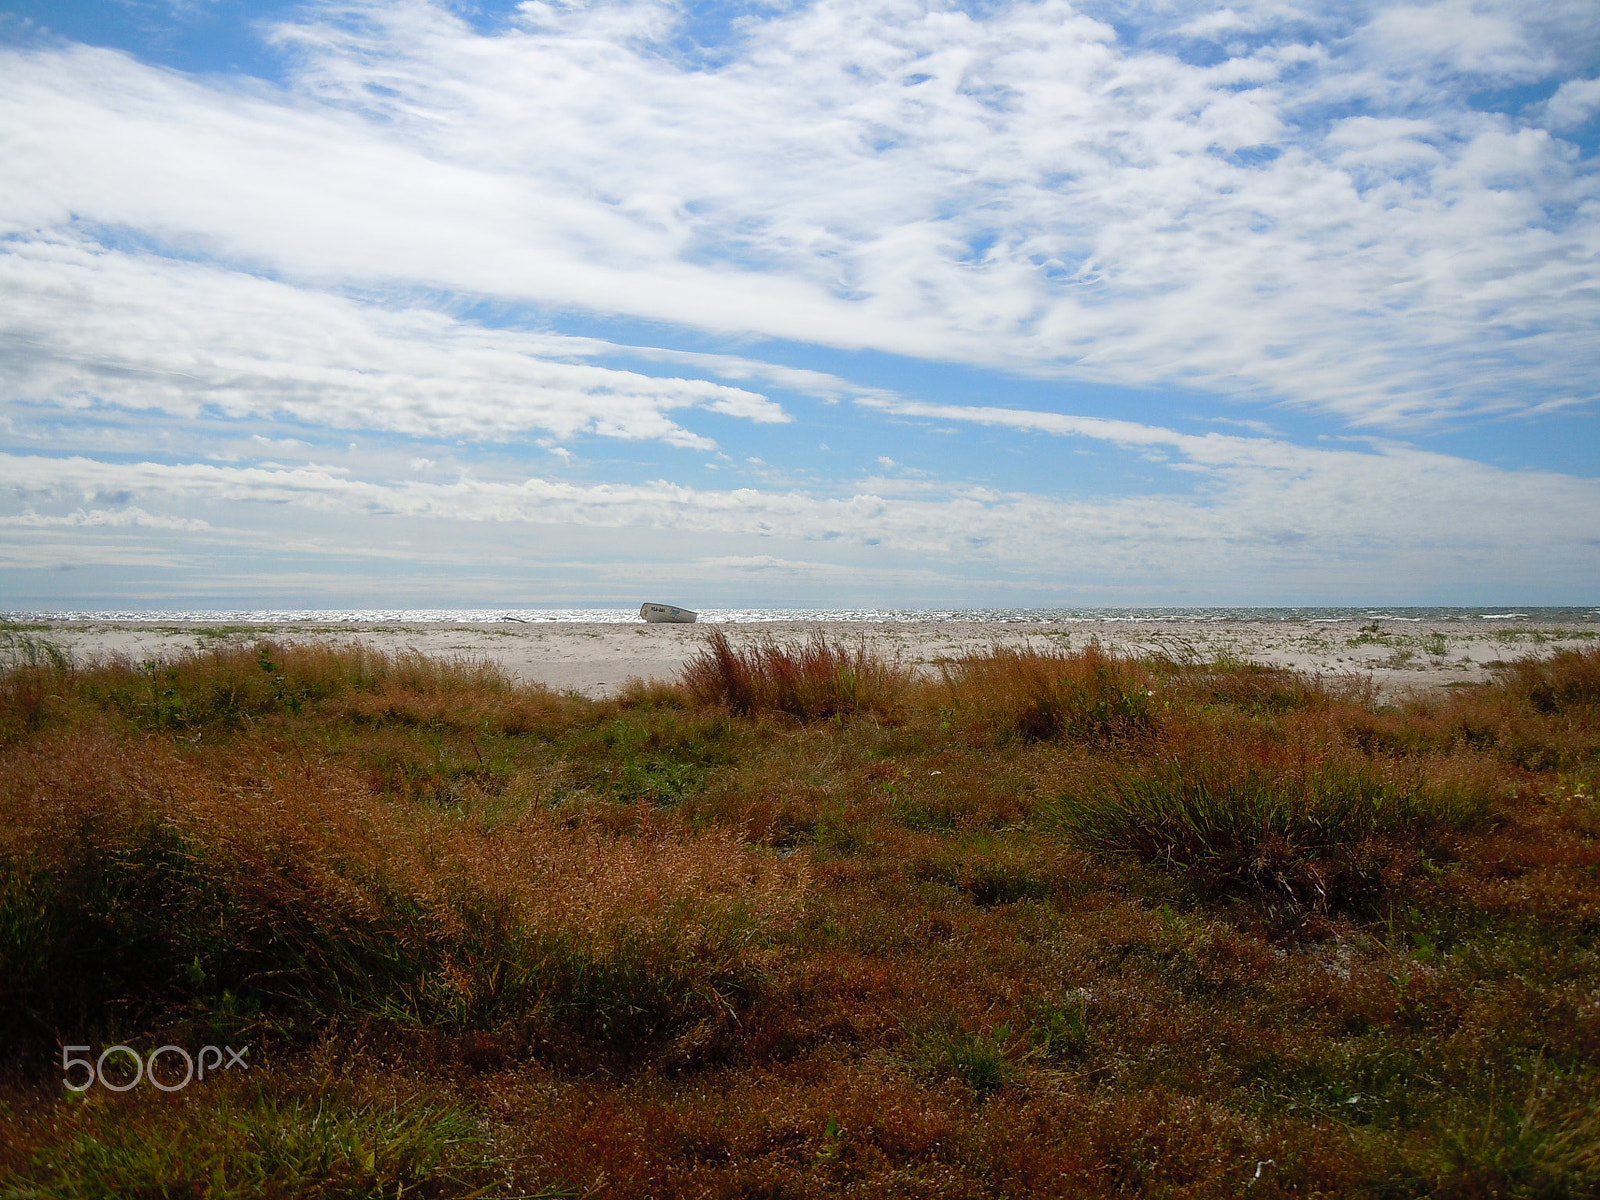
[1,0,1597,609]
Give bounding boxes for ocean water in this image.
[10,606,1600,625]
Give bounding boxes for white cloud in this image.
[1544,77,1600,130]
[3,416,1595,592]
[1360,3,1550,82]
[0,0,1595,429]
[0,235,791,449]
[697,555,802,572]
[2,0,1597,605]
[1173,8,1258,39]
[0,506,210,531]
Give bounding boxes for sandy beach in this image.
[12,615,1597,698]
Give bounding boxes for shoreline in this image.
[10,616,1597,698]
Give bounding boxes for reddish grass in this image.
[1494,644,1600,714]
[682,626,912,719]
[1,634,1598,1197]
[939,641,1160,746]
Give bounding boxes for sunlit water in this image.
[10,606,1599,624]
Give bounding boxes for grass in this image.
[1496,646,1600,715]
[2,636,1599,1197]
[3,1086,533,1199]
[1049,757,1488,911]
[0,643,801,1064]
[911,1022,1020,1096]
[682,627,912,718]
[939,641,1157,743]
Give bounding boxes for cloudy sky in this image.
[1,0,1597,609]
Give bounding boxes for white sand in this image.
[12,616,1596,698]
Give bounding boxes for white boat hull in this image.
[640,602,698,624]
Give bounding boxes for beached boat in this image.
[639,602,698,624]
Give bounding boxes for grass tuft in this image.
[0,634,70,745]
[912,1023,1019,1096]
[941,643,1157,744]
[1494,645,1600,715]
[1049,756,1487,911]
[681,627,911,719]
[0,722,802,1061]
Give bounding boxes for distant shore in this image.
[11,615,1597,698]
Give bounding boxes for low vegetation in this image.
[2,633,1598,1198]
[681,627,912,719]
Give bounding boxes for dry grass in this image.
[1,642,803,1065]
[1495,645,1600,714]
[940,641,1159,744]
[681,627,912,719]
[1,635,1598,1198]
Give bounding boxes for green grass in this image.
[1048,758,1487,911]
[1023,990,1093,1061]
[1,1088,542,1199]
[912,1022,1019,1096]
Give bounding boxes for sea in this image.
[10,606,1600,625]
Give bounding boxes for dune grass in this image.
[939,641,1159,744]
[2,636,1598,1198]
[1049,755,1490,911]
[0,642,801,1067]
[681,626,912,719]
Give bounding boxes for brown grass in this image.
[940,641,1159,743]
[1,634,1598,1198]
[1,642,804,1064]
[1495,644,1600,714]
[682,626,912,719]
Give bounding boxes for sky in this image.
[1,0,1597,610]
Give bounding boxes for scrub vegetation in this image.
[1,633,1598,1198]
